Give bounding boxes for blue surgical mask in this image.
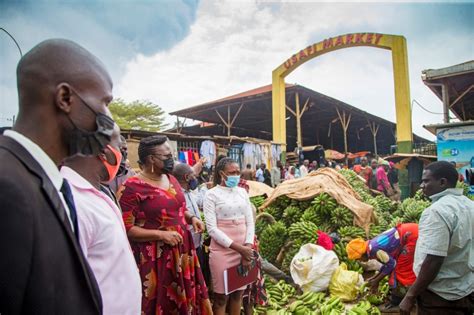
[224,175,240,188]
[188,178,199,190]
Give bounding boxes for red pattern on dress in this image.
[120,175,212,315]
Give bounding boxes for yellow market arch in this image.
[272,32,413,153]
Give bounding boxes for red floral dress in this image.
[120,175,212,315]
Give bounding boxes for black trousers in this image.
[417,290,473,315]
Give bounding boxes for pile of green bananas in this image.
[250,195,266,208]
[260,222,287,264]
[347,301,381,315]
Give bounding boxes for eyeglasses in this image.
[151,153,173,160]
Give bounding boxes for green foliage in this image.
[109,98,167,131]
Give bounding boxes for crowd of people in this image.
[0,39,473,315]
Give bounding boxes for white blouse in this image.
[203,185,255,248]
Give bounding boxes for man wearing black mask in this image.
[0,39,114,314]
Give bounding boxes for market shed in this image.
[170,84,429,155]
[422,60,474,122]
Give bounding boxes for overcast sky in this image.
[1,0,473,140]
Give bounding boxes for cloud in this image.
[0,0,199,122]
[116,1,473,140]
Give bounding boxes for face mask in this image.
[67,88,115,156]
[224,175,240,188]
[117,152,128,177]
[188,178,199,190]
[162,157,174,174]
[99,145,122,182]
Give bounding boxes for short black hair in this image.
[425,161,459,187]
[138,135,168,164]
[172,163,193,181]
[213,157,237,186]
[246,163,251,168]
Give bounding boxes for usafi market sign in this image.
[272,33,413,153]
[283,33,384,70]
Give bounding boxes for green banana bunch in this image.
[365,294,384,305]
[260,222,288,264]
[250,195,266,208]
[311,193,337,217]
[345,259,364,274]
[266,205,285,222]
[282,205,304,227]
[266,280,296,309]
[368,224,385,239]
[333,242,348,261]
[347,300,381,315]
[337,226,366,240]
[319,296,345,315]
[288,221,319,244]
[389,216,403,227]
[298,199,313,211]
[298,291,326,310]
[329,206,354,230]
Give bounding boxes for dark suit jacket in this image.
[0,136,102,314]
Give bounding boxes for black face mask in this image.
[117,153,128,177]
[162,157,174,174]
[67,89,115,156]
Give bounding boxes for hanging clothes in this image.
[178,151,186,163]
[200,140,215,168]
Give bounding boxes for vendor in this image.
[346,223,418,312]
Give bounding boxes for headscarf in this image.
[346,238,368,260]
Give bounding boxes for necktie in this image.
[60,179,80,241]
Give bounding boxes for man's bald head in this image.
[17,39,112,109]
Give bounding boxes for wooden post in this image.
[367,119,380,157]
[215,103,244,138]
[286,93,310,149]
[295,92,301,148]
[336,108,351,165]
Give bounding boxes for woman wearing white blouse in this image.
[204,157,255,315]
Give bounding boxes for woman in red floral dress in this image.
[120,135,212,315]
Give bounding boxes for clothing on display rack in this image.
[200,140,216,168]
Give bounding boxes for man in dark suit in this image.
[0,39,115,314]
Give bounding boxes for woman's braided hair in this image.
[138,135,168,165]
[213,157,237,187]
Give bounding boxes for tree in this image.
[109,99,168,132]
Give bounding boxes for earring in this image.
[151,164,154,173]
